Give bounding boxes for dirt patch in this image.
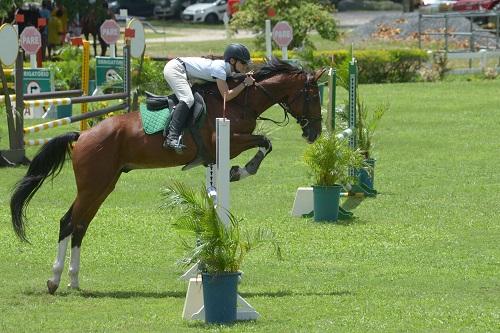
[346,12,497,49]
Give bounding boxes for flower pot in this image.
[202,272,241,324]
[312,184,342,222]
[358,158,376,190]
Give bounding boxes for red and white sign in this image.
[272,21,293,48]
[20,27,42,55]
[100,19,120,45]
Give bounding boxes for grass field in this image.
[0,78,499,332]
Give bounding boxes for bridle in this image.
[254,74,322,129]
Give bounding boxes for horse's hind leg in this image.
[47,168,121,294]
[67,170,122,291]
[47,206,75,294]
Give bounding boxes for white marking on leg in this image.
[68,246,81,289]
[48,236,70,286]
[237,167,250,180]
[259,146,269,156]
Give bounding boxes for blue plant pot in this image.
[312,184,342,222]
[202,272,241,324]
[358,158,376,189]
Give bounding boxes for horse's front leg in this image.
[229,134,272,182]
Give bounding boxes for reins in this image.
[254,82,290,127]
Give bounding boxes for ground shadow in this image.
[240,290,353,298]
[24,289,185,299]
[24,289,351,299]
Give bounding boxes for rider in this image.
[162,43,255,152]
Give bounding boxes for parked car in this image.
[182,0,227,24]
[108,0,156,18]
[153,0,198,19]
[452,0,500,11]
[419,0,456,12]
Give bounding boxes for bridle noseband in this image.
[254,74,322,129]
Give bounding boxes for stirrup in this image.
[164,134,186,153]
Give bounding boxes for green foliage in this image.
[230,0,338,51]
[132,57,170,96]
[335,59,389,157]
[0,0,20,23]
[295,48,429,83]
[303,133,364,186]
[355,100,388,157]
[163,182,281,274]
[46,46,85,91]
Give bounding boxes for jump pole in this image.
[23,102,127,146]
[181,97,259,322]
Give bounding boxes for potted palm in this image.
[303,133,365,221]
[164,181,281,325]
[336,60,388,191]
[354,100,388,190]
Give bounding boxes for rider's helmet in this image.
[223,43,251,64]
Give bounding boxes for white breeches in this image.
[163,59,195,108]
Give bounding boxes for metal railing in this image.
[418,10,500,52]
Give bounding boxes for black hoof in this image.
[230,166,240,182]
[47,280,59,295]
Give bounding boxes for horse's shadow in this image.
[24,289,352,299]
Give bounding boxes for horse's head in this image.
[253,59,325,143]
[284,69,325,143]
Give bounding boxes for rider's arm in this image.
[216,76,254,102]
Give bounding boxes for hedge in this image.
[251,49,429,84]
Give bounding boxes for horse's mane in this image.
[253,57,306,82]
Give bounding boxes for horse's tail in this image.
[11,132,80,242]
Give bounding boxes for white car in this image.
[153,0,197,19]
[182,0,227,24]
[419,0,456,13]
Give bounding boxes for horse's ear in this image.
[313,68,328,82]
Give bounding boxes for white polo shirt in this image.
[179,57,232,82]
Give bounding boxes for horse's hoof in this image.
[230,166,241,182]
[47,280,59,295]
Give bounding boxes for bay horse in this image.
[10,58,324,294]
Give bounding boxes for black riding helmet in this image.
[223,43,251,64]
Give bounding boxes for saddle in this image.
[143,91,211,170]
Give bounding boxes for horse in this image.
[10,58,325,294]
[80,10,108,57]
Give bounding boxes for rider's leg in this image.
[163,59,195,152]
[164,101,190,150]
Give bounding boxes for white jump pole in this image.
[215,117,230,225]
[182,95,259,322]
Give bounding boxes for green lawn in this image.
[0,79,499,332]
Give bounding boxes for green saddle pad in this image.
[140,104,172,135]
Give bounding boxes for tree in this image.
[230,0,338,51]
[0,0,22,25]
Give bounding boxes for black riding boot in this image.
[163,101,190,152]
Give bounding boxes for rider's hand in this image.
[243,76,255,87]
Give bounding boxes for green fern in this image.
[303,133,364,187]
[163,181,281,274]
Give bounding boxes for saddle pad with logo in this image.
[140,104,172,135]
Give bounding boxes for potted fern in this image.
[303,133,364,221]
[355,101,388,190]
[164,181,281,325]
[336,59,388,191]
